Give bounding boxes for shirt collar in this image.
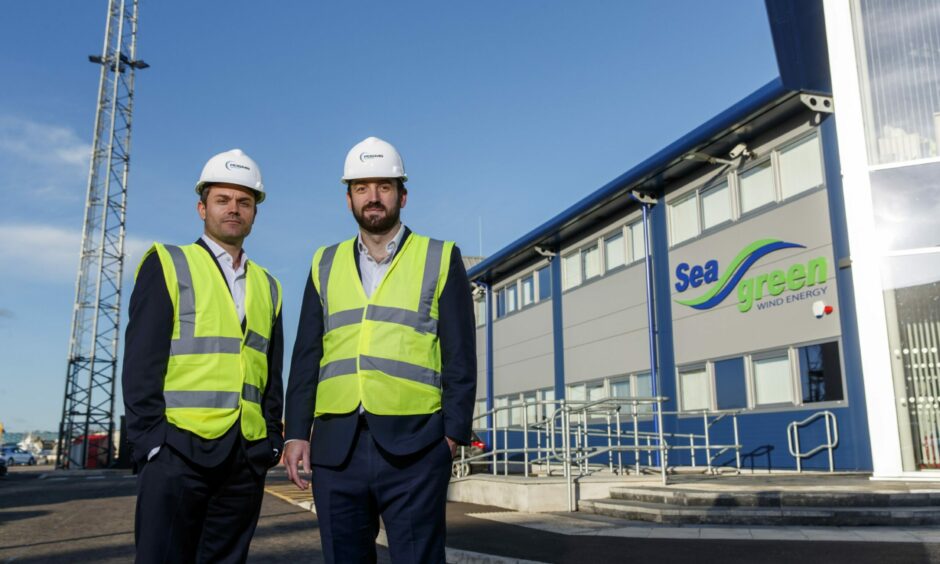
[201,234,247,269]
[357,223,405,262]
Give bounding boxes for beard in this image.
[353,200,402,235]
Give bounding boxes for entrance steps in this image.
[449,471,940,526]
[580,478,940,526]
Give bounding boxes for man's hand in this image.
[284,440,311,490]
[446,436,457,458]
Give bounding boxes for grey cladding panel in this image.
[492,301,555,395]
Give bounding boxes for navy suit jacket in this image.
[284,228,477,466]
[121,238,285,474]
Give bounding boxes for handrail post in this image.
[733,412,741,472]
[657,398,667,485]
[563,401,573,512]
[615,409,623,475]
[523,399,530,478]
[825,412,834,473]
[689,434,696,468]
[794,425,802,473]
[491,409,498,476]
[606,412,614,473]
[633,401,640,475]
[503,425,509,476]
[703,412,712,474]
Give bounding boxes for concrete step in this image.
[580,498,940,526]
[608,486,940,508]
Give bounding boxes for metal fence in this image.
[452,396,742,510]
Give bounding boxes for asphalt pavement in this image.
[2,465,940,563]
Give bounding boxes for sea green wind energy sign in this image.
[673,239,829,313]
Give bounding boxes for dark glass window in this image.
[495,288,506,318]
[537,266,552,300]
[797,341,844,403]
[714,357,747,410]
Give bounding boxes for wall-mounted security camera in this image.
[728,143,751,160]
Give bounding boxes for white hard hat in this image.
[341,136,408,185]
[195,148,266,203]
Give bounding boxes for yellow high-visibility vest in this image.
[311,233,453,416]
[137,243,282,440]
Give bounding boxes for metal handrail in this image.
[786,410,839,472]
[455,396,744,511]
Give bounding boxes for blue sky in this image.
[0,1,778,431]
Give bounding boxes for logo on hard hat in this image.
[225,161,251,172]
[359,153,384,162]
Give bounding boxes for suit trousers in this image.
[134,442,265,564]
[312,418,452,564]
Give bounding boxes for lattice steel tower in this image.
[57,0,147,469]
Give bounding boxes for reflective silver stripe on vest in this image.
[419,239,444,319]
[245,330,269,354]
[360,355,441,388]
[171,336,241,355]
[164,390,240,409]
[242,383,262,404]
[318,244,340,331]
[365,305,438,334]
[328,308,365,330]
[264,270,279,315]
[165,245,242,356]
[319,358,358,382]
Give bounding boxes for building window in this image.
[739,159,775,213]
[494,396,509,427]
[505,284,518,314]
[635,372,653,414]
[495,288,506,318]
[523,392,538,423]
[611,372,653,414]
[562,251,581,290]
[582,244,601,280]
[610,379,631,399]
[509,396,524,426]
[628,221,646,262]
[567,383,586,402]
[779,134,824,200]
[752,352,793,406]
[701,180,732,230]
[475,298,486,327]
[473,399,487,427]
[714,357,747,410]
[520,275,534,307]
[669,194,700,244]
[797,341,844,404]
[605,232,625,271]
[679,366,710,411]
[537,266,552,300]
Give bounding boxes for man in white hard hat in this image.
[122,148,284,563]
[284,137,477,563]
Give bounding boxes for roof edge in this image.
[468,77,793,282]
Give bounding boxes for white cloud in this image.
[0,223,151,283]
[0,116,91,168]
[0,116,91,203]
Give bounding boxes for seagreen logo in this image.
[674,239,828,313]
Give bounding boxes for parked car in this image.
[1,446,36,466]
[0,457,7,477]
[451,431,489,478]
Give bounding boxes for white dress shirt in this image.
[358,224,405,298]
[201,234,247,322]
